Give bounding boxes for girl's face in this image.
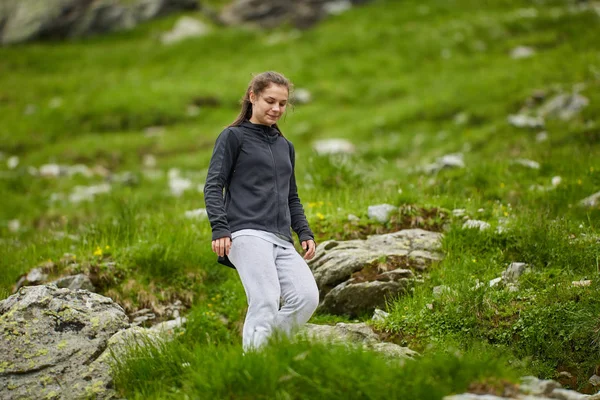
[249,84,288,126]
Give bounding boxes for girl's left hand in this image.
[301,239,316,260]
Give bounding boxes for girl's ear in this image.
[249,91,256,104]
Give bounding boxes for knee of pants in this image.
[249,295,280,317]
[294,287,320,315]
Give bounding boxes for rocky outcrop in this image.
[308,229,443,316]
[220,0,371,29]
[302,322,418,360]
[0,285,129,399]
[0,0,198,45]
[446,376,599,400]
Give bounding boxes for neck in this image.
[249,117,271,126]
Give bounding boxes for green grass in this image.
[2,0,600,397]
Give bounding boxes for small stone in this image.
[367,204,397,223]
[27,268,47,283]
[293,88,312,104]
[552,176,562,186]
[489,277,502,287]
[520,376,562,396]
[39,163,62,177]
[8,219,20,232]
[161,17,209,45]
[184,208,208,219]
[462,220,491,231]
[48,97,63,108]
[143,154,157,168]
[572,280,592,287]
[513,158,540,169]
[580,191,600,209]
[312,138,355,155]
[169,176,192,197]
[452,209,466,217]
[323,0,352,15]
[7,156,19,169]
[144,126,166,137]
[536,131,549,142]
[502,262,528,284]
[347,214,360,222]
[511,45,536,59]
[372,308,389,323]
[589,375,600,386]
[50,274,95,292]
[433,285,452,298]
[508,114,544,128]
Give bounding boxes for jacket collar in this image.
[240,120,281,143]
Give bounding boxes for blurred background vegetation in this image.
[1,0,600,398]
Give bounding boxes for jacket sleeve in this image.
[288,142,314,242]
[204,128,240,241]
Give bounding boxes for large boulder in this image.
[308,229,443,316]
[0,0,198,45]
[220,0,371,29]
[0,285,129,399]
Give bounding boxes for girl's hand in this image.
[212,237,232,257]
[301,239,316,260]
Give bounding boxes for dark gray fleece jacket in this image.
[203,120,314,244]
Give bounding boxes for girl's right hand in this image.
[212,237,232,257]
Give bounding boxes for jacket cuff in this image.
[212,230,232,241]
[298,232,314,243]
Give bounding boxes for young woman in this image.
[204,71,319,352]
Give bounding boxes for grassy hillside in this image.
[1,0,600,398]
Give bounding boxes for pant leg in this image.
[273,245,320,337]
[228,236,280,352]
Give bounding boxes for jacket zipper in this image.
[267,143,280,231]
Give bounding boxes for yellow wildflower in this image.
[105,245,110,250]
[93,247,103,257]
[500,183,505,188]
[472,259,477,263]
[316,212,325,220]
[577,179,582,185]
[503,211,509,217]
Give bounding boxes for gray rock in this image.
[0,285,129,399]
[520,376,562,396]
[511,45,536,59]
[220,0,371,29]
[14,267,48,292]
[589,375,600,387]
[320,279,412,316]
[0,0,198,45]
[372,308,389,323]
[538,93,589,121]
[423,153,465,174]
[309,229,442,316]
[433,285,453,298]
[161,16,209,45]
[513,158,541,169]
[550,388,590,400]
[312,138,356,155]
[367,203,397,223]
[293,88,312,104]
[302,322,418,359]
[580,191,600,209]
[502,262,528,284]
[50,274,96,292]
[489,277,502,287]
[462,220,491,231]
[508,114,545,128]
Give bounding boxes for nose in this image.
[272,104,280,112]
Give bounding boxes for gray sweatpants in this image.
[228,235,320,352]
